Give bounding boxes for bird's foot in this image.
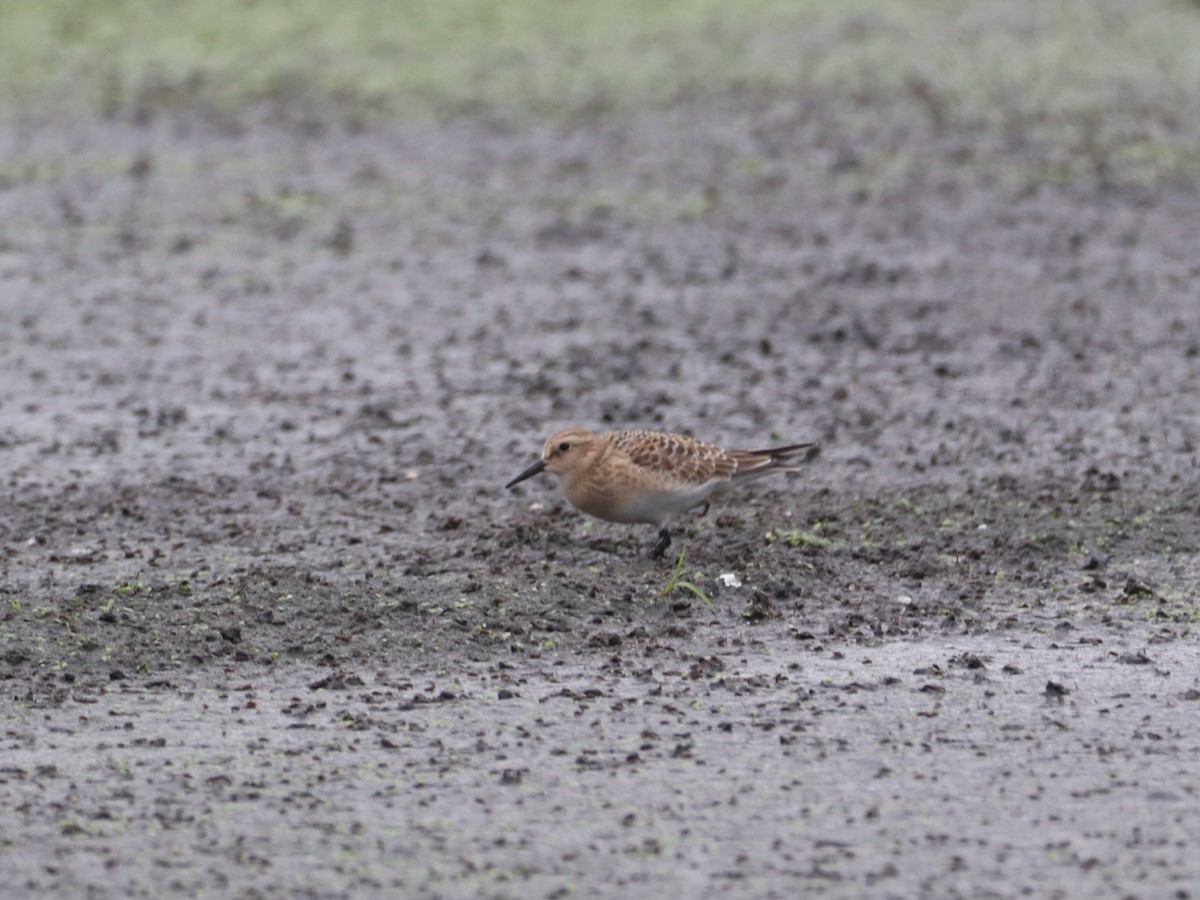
[650,526,672,560]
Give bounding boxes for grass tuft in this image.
[659,547,714,611]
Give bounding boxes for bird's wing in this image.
[608,430,738,486]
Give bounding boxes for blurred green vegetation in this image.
[0,0,1198,135]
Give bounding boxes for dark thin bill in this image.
[505,459,546,489]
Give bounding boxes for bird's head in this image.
[505,426,600,488]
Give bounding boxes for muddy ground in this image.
[2,82,1200,897]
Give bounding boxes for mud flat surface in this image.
[2,60,1200,899]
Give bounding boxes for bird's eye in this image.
[558,441,571,452]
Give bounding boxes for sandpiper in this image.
[505,427,818,558]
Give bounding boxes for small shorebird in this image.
[505,427,818,558]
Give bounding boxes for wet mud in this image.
[2,95,1199,897]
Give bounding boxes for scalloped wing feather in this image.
[607,430,738,486]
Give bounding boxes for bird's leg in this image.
[650,526,672,559]
[696,502,710,518]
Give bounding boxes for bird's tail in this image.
[730,442,820,478]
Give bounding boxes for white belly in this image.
[608,480,728,525]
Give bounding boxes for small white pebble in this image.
[977,523,988,530]
[895,594,913,606]
[404,469,419,481]
[718,573,742,588]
